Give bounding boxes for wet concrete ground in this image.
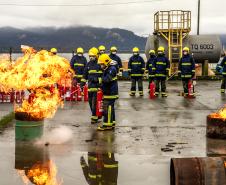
[0,104,13,120]
[0,81,225,185]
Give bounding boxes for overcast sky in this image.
[0,0,225,35]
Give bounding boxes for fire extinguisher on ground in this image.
[188,80,195,98]
[96,89,103,118]
[83,84,88,102]
[76,84,82,101]
[149,81,156,99]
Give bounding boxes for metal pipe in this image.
[197,0,201,35]
[9,47,12,62]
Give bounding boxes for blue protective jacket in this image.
[128,55,145,78]
[178,54,195,78]
[109,53,123,72]
[152,54,170,79]
[146,55,156,78]
[81,59,103,92]
[102,65,118,100]
[70,55,87,78]
[219,56,226,76]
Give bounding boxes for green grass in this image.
[0,112,14,128]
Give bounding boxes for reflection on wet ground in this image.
[0,81,225,185]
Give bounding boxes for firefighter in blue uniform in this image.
[109,46,123,74]
[152,46,170,97]
[98,45,106,55]
[97,54,118,131]
[128,47,145,96]
[81,47,102,124]
[146,49,156,90]
[70,47,87,84]
[178,47,196,97]
[217,53,226,93]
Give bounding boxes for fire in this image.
[18,160,61,185]
[15,88,62,120]
[210,105,226,120]
[0,46,74,119]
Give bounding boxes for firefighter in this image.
[81,47,102,124]
[70,47,87,84]
[50,48,57,56]
[128,47,145,96]
[98,45,106,55]
[146,49,156,90]
[109,46,123,74]
[97,54,118,131]
[81,152,118,184]
[218,53,226,93]
[178,47,196,97]
[152,46,170,97]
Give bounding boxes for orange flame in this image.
[18,160,62,185]
[210,105,226,120]
[0,46,74,119]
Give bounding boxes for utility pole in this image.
[197,0,200,35]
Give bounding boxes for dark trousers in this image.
[221,76,226,90]
[103,99,116,126]
[131,77,143,93]
[88,92,98,120]
[155,78,166,93]
[182,78,190,94]
[148,77,154,89]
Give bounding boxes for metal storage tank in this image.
[145,34,222,63]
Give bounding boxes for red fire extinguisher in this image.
[149,82,156,99]
[15,91,21,103]
[70,86,77,101]
[28,93,35,104]
[76,84,82,101]
[96,89,103,117]
[83,84,88,102]
[188,80,194,98]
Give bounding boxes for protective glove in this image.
[118,71,123,77]
[178,72,181,78]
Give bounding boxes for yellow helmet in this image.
[77,47,84,54]
[88,47,99,58]
[158,46,165,52]
[50,48,57,53]
[149,50,155,54]
[110,46,117,52]
[132,47,140,53]
[183,47,190,52]
[98,45,106,51]
[98,54,112,65]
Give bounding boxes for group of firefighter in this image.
[50,45,226,131]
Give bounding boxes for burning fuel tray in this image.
[207,115,226,139]
[15,112,44,122]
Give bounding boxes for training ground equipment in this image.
[96,89,103,117]
[187,80,195,98]
[83,84,88,101]
[149,82,156,99]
